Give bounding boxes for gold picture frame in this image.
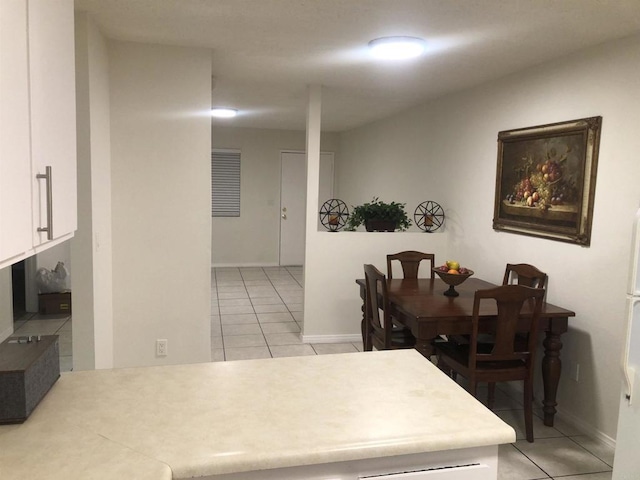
[493,116,602,246]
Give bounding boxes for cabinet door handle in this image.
[36,166,53,240]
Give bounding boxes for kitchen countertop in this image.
[0,349,515,479]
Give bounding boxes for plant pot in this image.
[365,220,397,232]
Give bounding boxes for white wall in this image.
[332,33,640,441]
[72,13,113,370]
[211,126,339,266]
[109,41,212,367]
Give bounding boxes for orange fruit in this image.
[447,269,459,274]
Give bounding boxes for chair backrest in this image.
[364,264,392,348]
[470,285,545,370]
[502,263,547,289]
[386,251,435,279]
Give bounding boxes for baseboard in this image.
[500,382,616,449]
[554,404,616,449]
[301,334,362,344]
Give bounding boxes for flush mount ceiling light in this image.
[368,36,426,60]
[211,107,238,118]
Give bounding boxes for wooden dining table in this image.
[355,276,576,427]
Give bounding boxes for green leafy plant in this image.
[345,197,412,231]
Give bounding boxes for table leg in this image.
[542,331,562,426]
[414,337,435,359]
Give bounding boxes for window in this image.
[211,149,240,217]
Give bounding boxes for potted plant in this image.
[345,197,412,232]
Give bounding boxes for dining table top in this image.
[356,277,576,321]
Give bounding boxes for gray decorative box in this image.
[0,335,60,424]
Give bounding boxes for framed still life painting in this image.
[493,116,602,246]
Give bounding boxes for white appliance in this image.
[612,207,640,479]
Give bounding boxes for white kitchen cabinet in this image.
[0,0,77,270]
[28,0,77,249]
[0,0,32,264]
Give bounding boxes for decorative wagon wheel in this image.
[319,199,349,232]
[414,201,444,232]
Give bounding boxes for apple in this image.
[445,260,460,271]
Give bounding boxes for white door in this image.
[279,152,333,266]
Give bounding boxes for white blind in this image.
[211,149,241,217]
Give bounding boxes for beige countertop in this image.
[0,349,515,479]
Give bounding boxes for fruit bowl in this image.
[432,267,474,297]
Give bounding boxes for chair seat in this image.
[435,341,527,372]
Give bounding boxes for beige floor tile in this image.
[222,323,263,336]
[217,291,249,300]
[214,280,244,287]
[242,280,271,286]
[311,343,359,355]
[286,303,304,312]
[221,314,258,325]
[258,312,295,323]
[211,321,222,337]
[570,435,615,467]
[223,334,266,348]
[497,444,549,480]
[211,336,224,349]
[555,473,612,480]
[253,303,289,313]
[264,332,302,346]
[494,409,563,441]
[225,346,272,361]
[219,305,255,315]
[218,298,252,307]
[250,297,284,306]
[211,349,225,362]
[217,285,247,293]
[259,322,300,334]
[270,344,316,358]
[514,437,612,477]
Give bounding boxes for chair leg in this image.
[488,382,496,409]
[523,379,534,442]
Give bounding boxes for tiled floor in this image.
[10,266,616,479]
[211,266,361,361]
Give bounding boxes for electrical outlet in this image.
[156,339,168,356]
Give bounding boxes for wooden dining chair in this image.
[503,263,547,289]
[435,284,545,442]
[363,264,416,351]
[386,251,435,279]
[490,263,549,402]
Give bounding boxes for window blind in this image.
[211,149,241,217]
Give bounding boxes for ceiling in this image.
[74,0,640,132]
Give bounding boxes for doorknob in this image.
[282,213,287,219]
[282,206,287,219]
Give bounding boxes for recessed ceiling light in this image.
[211,108,238,118]
[368,36,426,60]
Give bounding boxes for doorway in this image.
[279,151,334,266]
